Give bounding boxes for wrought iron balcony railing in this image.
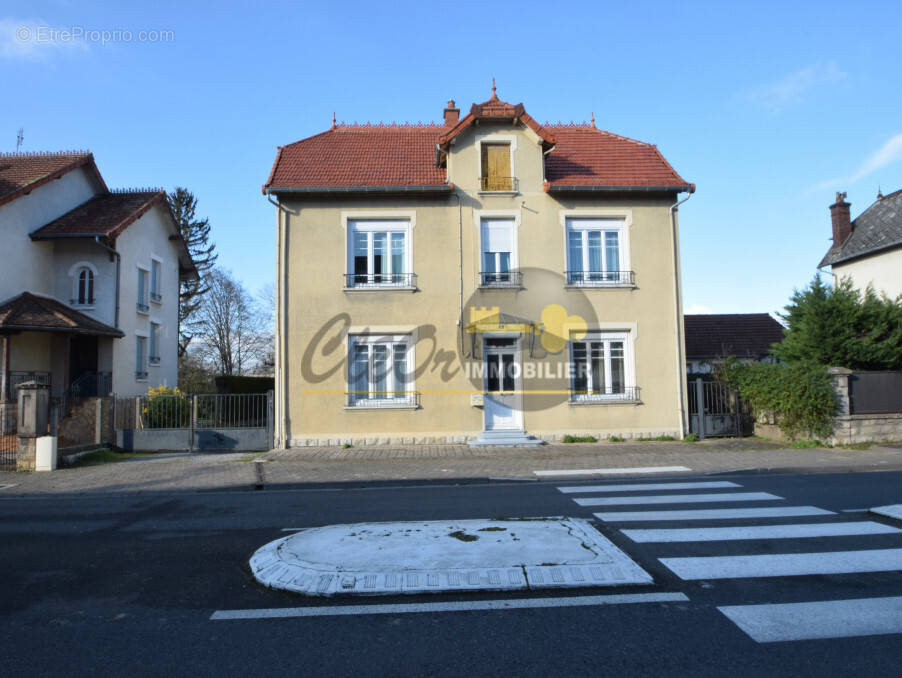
[149,356,161,365]
[136,371,148,380]
[479,270,523,288]
[4,371,51,401]
[345,391,420,408]
[570,386,641,403]
[565,270,636,286]
[344,272,418,289]
[479,176,519,192]
[136,301,150,313]
[150,292,162,303]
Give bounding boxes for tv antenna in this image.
[16,128,23,151]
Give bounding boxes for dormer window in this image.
[480,142,513,191]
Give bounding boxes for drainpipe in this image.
[268,195,289,449]
[451,191,466,357]
[669,190,692,438]
[95,236,120,328]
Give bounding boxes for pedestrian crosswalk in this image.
[557,477,902,644]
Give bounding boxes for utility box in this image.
[17,381,49,437]
[35,436,58,471]
[470,394,484,407]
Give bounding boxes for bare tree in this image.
[256,283,276,376]
[193,268,269,375]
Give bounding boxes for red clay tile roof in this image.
[0,292,123,337]
[29,190,166,240]
[265,102,691,193]
[544,126,692,190]
[265,125,449,191]
[0,151,107,208]
[684,314,785,359]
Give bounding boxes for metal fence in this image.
[849,371,902,415]
[688,378,752,438]
[114,392,273,451]
[0,402,15,469]
[4,371,51,401]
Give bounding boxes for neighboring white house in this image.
[819,190,902,299]
[0,151,196,405]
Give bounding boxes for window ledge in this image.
[150,294,162,304]
[564,283,637,290]
[342,286,417,293]
[71,304,96,310]
[344,404,420,411]
[568,398,642,407]
[477,190,520,196]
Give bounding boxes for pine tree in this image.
[167,187,218,356]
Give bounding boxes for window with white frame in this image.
[348,335,413,406]
[136,336,148,379]
[480,218,516,285]
[75,267,94,305]
[348,220,411,287]
[150,259,162,303]
[149,323,160,364]
[137,268,149,312]
[570,331,634,401]
[565,218,627,285]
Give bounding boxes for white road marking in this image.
[281,528,304,532]
[594,506,834,522]
[718,596,902,643]
[661,548,902,580]
[871,504,902,522]
[534,466,690,477]
[574,492,782,507]
[623,521,901,543]
[0,483,18,490]
[841,509,869,513]
[210,592,689,620]
[557,481,740,494]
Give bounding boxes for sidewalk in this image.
[2,440,902,496]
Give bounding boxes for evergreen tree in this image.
[167,187,218,356]
[774,276,902,369]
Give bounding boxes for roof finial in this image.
[331,111,336,129]
[490,77,498,101]
[878,185,884,200]
[590,112,595,128]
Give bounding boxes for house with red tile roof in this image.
[0,151,196,423]
[265,87,694,446]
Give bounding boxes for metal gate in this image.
[0,402,17,470]
[114,392,274,451]
[688,378,752,439]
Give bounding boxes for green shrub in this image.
[142,385,190,429]
[724,360,836,439]
[608,435,625,442]
[683,433,699,443]
[790,439,822,449]
[636,435,676,442]
[562,434,598,443]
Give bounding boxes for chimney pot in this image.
[829,191,852,246]
[443,99,460,127]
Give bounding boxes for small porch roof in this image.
[0,292,124,337]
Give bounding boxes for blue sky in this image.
[3,1,902,315]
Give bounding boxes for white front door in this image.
[483,338,523,431]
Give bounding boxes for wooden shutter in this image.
[481,144,511,190]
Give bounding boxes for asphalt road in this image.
[2,470,902,677]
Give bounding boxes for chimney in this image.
[443,99,459,127]
[830,191,852,246]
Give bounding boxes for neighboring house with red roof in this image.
[0,151,196,413]
[265,87,694,446]
[684,313,785,374]
[819,190,902,299]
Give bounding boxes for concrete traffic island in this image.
[250,518,652,596]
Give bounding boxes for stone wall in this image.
[57,397,115,454]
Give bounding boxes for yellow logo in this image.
[540,304,586,353]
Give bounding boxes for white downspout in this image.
[670,190,692,438]
[268,195,289,449]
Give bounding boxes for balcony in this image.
[344,272,417,290]
[570,386,641,404]
[565,270,636,287]
[135,371,148,380]
[136,301,150,313]
[345,391,420,409]
[149,356,161,366]
[479,176,518,193]
[478,270,523,289]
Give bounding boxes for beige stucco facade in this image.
[273,123,689,446]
